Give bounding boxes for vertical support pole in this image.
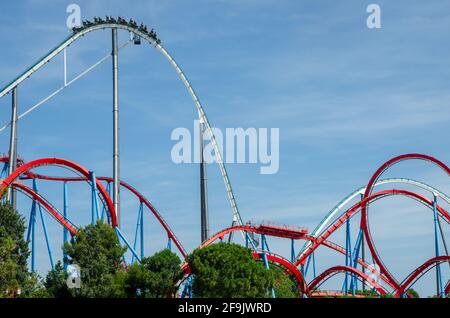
[312,251,316,279]
[115,227,140,263]
[63,182,69,270]
[101,182,112,223]
[28,197,36,273]
[261,234,270,252]
[167,237,172,250]
[291,239,295,263]
[0,163,8,203]
[112,28,121,227]
[38,199,55,270]
[227,218,238,243]
[0,163,8,179]
[344,217,352,295]
[360,193,366,293]
[432,194,444,298]
[181,276,193,298]
[139,202,144,260]
[7,87,18,208]
[33,180,54,270]
[199,119,209,243]
[351,229,363,294]
[261,252,276,298]
[90,171,100,224]
[131,203,143,264]
[304,254,312,278]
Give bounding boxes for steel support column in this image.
[432,194,444,297]
[7,87,18,208]
[63,182,69,270]
[112,28,120,226]
[27,198,36,272]
[90,171,100,224]
[291,239,295,263]
[199,119,209,242]
[140,202,144,260]
[360,193,366,292]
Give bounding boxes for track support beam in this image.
[112,28,120,226]
[432,194,444,298]
[63,182,69,270]
[199,119,209,242]
[7,87,18,208]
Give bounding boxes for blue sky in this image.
[0,1,450,296]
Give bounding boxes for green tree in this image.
[44,261,71,298]
[187,243,274,298]
[407,288,420,298]
[63,221,127,297]
[0,204,31,297]
[124,249,182,298]
[269,264,298,298]
[20,273,49,298]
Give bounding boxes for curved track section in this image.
[0,18,243,228]
[361,154,450,291]
[308,266,387,296]
[294,188,450,292]
[201,224,397,290]
[0,157,116,226]
[299,177,450,260]
[0,157,187,258]
[12,181,77,235]
[251,251,308,295]
[394,256,450,297]
[14,170,188,258]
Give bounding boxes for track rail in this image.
[299,177,450,260]
[0,157,116,226]
[361,154,450,292]
[0,18,243,230]
[308,266,387,296]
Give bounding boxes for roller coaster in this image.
[0,17,449,298]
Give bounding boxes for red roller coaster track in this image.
[1,154,448,297]
[0,158,117,226]
[361,154,450,293]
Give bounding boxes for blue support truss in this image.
[261,252,276,298]
[140,202,144,260]
[350,229,364,294]
[131,202,145,263]
[181,276,193,298]
[101,182,112,223]
[27,198,36,272]
[304,251,316,279]
[90,171,100,225]
[31,180,55,271]
[115,227,141,263]
[291,239,295,263]
[343,217,353,295]
[1,163,8,204]
[167,237,172,250]
[432,194,444,298]
[260,234,270,253]
[63,182,69,270]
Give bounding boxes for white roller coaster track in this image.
[297,178,450,260]
[0,21,244,229]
